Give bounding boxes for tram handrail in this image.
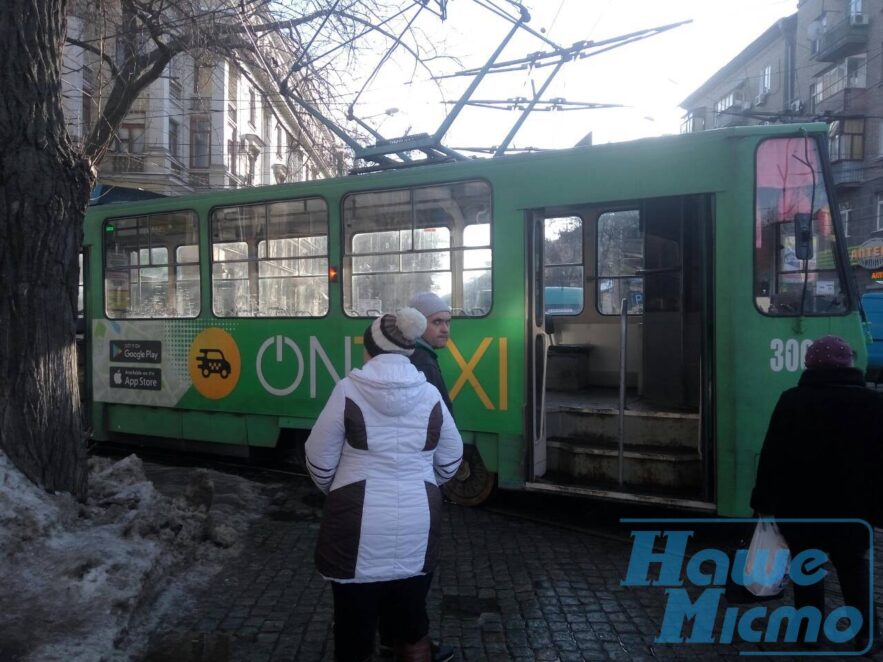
[618,299,627,486]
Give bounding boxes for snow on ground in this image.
[0,450,279,661]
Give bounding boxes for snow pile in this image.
[0,451,274,661]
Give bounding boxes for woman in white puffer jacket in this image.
[306,307,463,662]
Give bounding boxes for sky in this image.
[344,0,799,151]
[0,451,272,660]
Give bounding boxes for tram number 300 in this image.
[769,338,813,373]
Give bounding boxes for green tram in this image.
[81,123,864,515]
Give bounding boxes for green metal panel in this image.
[711,134,866,516]
[181,411,247,444]
[246,415,280,447]
[474,432,499,473]
[107,404,181,438]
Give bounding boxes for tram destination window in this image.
[544,216,584,315]
[211,197,328,317]
[597,209,643,315]
[104,211,200,318]
[754,138,847,315]
[342,180,492,316]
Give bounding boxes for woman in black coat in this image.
[751,335,883,652]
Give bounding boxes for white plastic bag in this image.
[743,519,791,597]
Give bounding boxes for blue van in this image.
[862,291,883,381]
[544,286,584,315]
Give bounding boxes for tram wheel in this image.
[443,444,496,506]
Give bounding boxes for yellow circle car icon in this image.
[188,328,241,399]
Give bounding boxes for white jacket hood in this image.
[347,353,429,417]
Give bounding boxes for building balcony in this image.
[170,158,185,177]
[830,160,863,187]
[814,86,868,116]
[189,172,210,188]
[812,15,869,62]
[713,106,751,129]
[680,110,707,134]
[106,153,145,173]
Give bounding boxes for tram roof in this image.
[85,122,830,216]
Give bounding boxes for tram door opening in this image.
[526,195,713,507]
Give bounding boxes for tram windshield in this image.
[754,137,848,315]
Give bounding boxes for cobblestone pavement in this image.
[145,477,883,661]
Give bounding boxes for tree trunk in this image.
[0,0,92,498]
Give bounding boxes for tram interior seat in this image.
[544,316,641,392]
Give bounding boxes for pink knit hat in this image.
[804,335,855,369]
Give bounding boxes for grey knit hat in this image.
[363,307,427,357]
[408,292,450,318]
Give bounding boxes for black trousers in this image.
[331,573,432,662]
[779,523,877,648]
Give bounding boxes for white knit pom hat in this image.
[363,307,427,357]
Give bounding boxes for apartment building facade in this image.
[63,17,343,199]
[681,0,883,293]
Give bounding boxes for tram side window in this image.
[211,197,328,317]
[104,211,200,318]
[754,138,847,315]
[597,210,643,315]
[544,216,584,315]
[342,180,492,316]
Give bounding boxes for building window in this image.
[276,124,283,158]
[227,129,237,175]
[190,117,211,168]
[81,65,96,137]
[249,88,257,127]
[759,65,771,94]
[227,66,238,123]
[168,119,179,158]
[839,203,851,237]
[194,61,213,94]
[877,194,883,231]
[117,124,145,153]
[168,58,182,102]
[829,119,864,161]
[714,90,745,114]
[850,0,863,18]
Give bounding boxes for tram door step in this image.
[545,408,701,493]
